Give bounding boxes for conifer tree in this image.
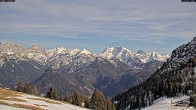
[190,68,196,107]
[84,96,90,108]
[64,93,73,104]
[190,94,196,107]
[32,86,39,96]
[90,89,107,110]
[106,99,116,110]
[45,87,57,100]
[23,83,31,94]
[73,91,83,106]
[16,81,23,92]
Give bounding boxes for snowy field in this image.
[143,96,196,110]
[0,89,89,110]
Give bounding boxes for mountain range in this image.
[0,42,169,97]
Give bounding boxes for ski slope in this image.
[143,96,195,110]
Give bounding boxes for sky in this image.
[0,0,196,54]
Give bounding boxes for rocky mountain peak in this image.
[29,44,45,53]
[0,42,24,55]
[137,50,146,55]
[192,37,196,41]
[148,52,166,62]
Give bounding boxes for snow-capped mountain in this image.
[46,47,96,73]
[0,42,168,70]
[98,47,168,67]
[0,42,167,97]
[147,52,167,62]
[26,44,48,64]
[0,43,47,64]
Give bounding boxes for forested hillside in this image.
[114,37,196,110]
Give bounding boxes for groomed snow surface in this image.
[0,93,89,110]
[143,96,195,110]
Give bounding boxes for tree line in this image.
[16,82,115,110]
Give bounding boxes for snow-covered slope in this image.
[0,88,89,110]
[143,96,194,110]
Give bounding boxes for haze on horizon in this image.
[0,0,196,54]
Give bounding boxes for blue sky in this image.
[0,0,196,54]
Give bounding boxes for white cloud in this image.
[0,0,195,45]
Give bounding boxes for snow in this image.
[7,51,15,55]
[99,47,168,65]
[34,66,40,70]
[70,48,80,55]
[0,104,27,110]
[194,66,196,74]
[0,59,5,67]
[0,93,90,110]
[99,47,133,60]
[147,52,167,62]
[132,66,142,69]
[46,47,96,73]
[54,47,67,54]
[27,52,47,63]
[0,43,169,70]
[143,96,194,110]
[79,48,91,55]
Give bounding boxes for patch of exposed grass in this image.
[28,97,61,104]
[0,89,21,98]
[0,88,26,102]
[2,97,26,102]
[0,100,44,110]
[34,104,48,107]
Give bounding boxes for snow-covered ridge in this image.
[155,37,196,74]
[99,47,169,64]
[0,42,169,69]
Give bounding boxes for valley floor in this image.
[0,88,89,110]
[143,96,195,110]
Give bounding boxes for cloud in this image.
[107,40,119,43]
[0,0,196,53]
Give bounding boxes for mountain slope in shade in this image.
[0,59,45,89]
[32,57,132,96]
[31,68,91,97]
[114,37,196,109]
[32,57,163,97]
